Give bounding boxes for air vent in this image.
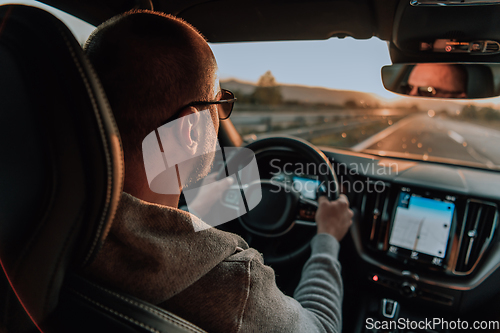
[455,200,498,274]
[485,41,500,53]
[361,182,391,251]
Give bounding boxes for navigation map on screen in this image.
[389,193,455,259]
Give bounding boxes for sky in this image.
[210,38,395,99]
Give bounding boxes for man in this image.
[405,63,467,98]
[83,10,353,333]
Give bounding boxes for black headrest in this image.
[0,4,123,331]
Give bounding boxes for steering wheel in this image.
[217,136,339,265]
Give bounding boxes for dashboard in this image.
[253,145,500,314]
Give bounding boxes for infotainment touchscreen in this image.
[388,190,455,266]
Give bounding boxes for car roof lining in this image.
[36,0,500,63]
[37,0,398,42]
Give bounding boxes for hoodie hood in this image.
[83,192,248,303]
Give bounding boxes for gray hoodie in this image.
[84,192,343,332]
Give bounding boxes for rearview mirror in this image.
[381,63,500,99]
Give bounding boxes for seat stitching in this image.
[71,290,160,333]
[57,30,113,266]
[81,281,206,333]
[70,288,205,333]
[79,33,125,192]
[55,24,202,333]
[42,29,115,313]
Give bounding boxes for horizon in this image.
[220,77,500,110]
[210,37,398,99]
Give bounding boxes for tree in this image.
[344,99,358,109]
[479,107,500,121]
[231,89,253,104]
[252,71,283,105]
[461,104,477,119]
[409,104,420,113]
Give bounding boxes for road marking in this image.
[447,130,465,144]
[447,130,495,168]
[466,147,495,168]
[352,115,418,151]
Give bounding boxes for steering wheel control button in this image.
[299,208,315,220]
[401,282,417,297]
[297,195,319,221]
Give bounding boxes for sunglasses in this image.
[161,89,236,127]
[400,84,464,97]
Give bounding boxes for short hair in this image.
[84,10,216,162]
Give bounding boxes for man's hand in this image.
[187,173,234,218]
[315,194,353,241]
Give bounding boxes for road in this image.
[232,108,407,140]
[232,109,500,169]
[231,108,409,126]
[354,114,500,169]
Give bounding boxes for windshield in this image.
[211,38,500,171]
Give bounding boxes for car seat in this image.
[0,5,205,333]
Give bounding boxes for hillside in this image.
[221,78,469,112]
[221,79,380,106]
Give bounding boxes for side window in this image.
[0,0,95,45]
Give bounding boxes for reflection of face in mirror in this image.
[405,64,467,98]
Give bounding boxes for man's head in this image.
[407,63,467,98]
[85,10,220,196]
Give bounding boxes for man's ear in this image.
[177,106,200,155]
